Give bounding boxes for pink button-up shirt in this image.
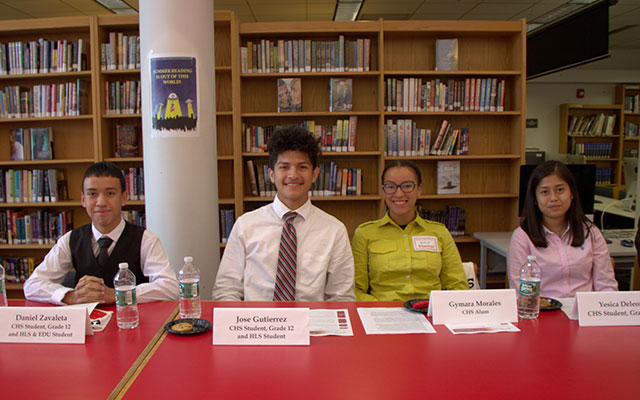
[508,225,618,298]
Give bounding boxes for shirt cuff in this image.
[52,287,73,305]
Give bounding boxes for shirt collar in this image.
[91,218,125,242]
[380,211,421,229]
[272,194,312,221]
[542,223,570,237]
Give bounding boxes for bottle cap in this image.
[527,255,537,261]
[119,262,129,269]
[184,256,193,263]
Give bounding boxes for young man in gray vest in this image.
[24,162,179,305]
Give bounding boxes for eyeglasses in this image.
[381,181,417,194]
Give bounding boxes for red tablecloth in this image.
[122,301,640,400]
[1,299,177,400]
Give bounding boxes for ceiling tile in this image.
[0,3,31,19]
[61,0,111,13]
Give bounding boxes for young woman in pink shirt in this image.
[508,161,618,298]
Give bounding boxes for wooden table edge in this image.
[108,305,179,400]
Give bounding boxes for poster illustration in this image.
[150,56,198,137]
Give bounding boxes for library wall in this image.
[526,83,616,154]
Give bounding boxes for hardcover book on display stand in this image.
[9,128,25,161]
[330,78,352,112]
[115,124,139,157]
[437,161,460,195]
[277,78,302,112]
[30,127,53,161]
[435,39,458,71]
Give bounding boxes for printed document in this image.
[357,307,436,335]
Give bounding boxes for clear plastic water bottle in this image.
[0,264,7,307]
[114,262,139,329]
[179,256,201,319]
[518,255,542,319]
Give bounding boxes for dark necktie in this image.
[273,211,297,301]
[97,237,113,267]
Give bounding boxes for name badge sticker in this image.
[0,307,90,344]
[213,308,310,345]
[413,236,439,252]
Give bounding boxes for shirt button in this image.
[403,234,407,238]
[406,275,410,279]
[406,248,409,252]
[409,285,413,287]
[407,266,410,269]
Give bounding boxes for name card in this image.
[213,308,309,345]
[428,289,518,325]
[577,291,640,326]
[0,307,91,344]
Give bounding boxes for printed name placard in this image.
[428,289,518,325]
[0,307,91,344]
[213,308,309,345]
[576,291,640,326]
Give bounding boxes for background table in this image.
[121,301,640,400]
[0,300,177,400]
[474,231,638,290]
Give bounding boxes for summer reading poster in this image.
[150,56,198,137]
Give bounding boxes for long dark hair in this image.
[521,161,591,247]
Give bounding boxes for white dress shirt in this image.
[212,196,356,301]
[23,218,179,304]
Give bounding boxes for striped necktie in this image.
[273,211,298,301]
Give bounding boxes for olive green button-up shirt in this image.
[351,213,468,301]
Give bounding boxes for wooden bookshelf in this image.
[0,17,97,296]
[559,104,624,187]
[1,13,528,295]
[616,85,640,192]
[236,18,526,266]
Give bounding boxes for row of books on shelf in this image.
[241,36,372,74]
[123,167,145,201]
[624,122,638,138]
[384,119,469,156]
[122,210,145,228]
[0,79,89,118]
[100,32,141,71]
[0,209,73,245]
[0,39,88,75]
[570,142,614,159]
[1,256,35,283]
[9,127,54,161]
[311,163,362,197]
[417,205,466,237]
[1,169,68,204]
[219,209,235,243]
[243,117,358,153]
[568,113,617,136]
[105,80,141,114]
[596,168,612,185]
[384,77,506,113]
[624,94,640,113]
[245,160,363,197]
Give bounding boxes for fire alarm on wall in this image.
[576,89,585,98]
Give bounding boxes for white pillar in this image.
[140,0,219,299]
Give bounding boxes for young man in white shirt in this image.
[213,127,355,301]
[23,162,179,305]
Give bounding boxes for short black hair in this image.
[82,161,126,193]
[267,126,321,169]
[521,160,591,247]
[382,160,422,185]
